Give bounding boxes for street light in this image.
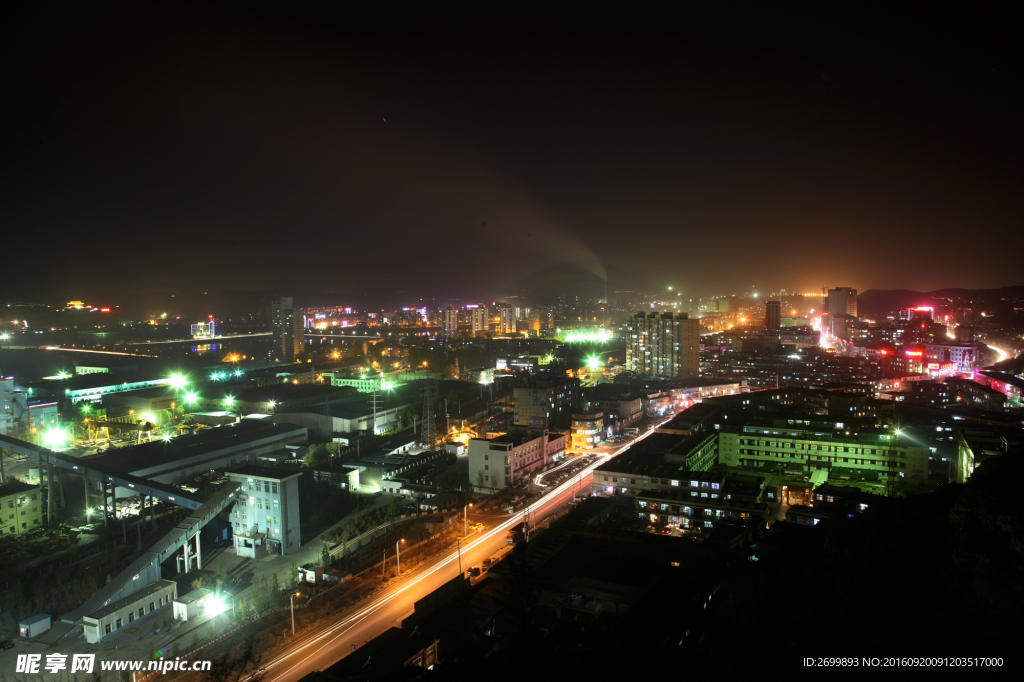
[396,538,405,576]
[290,592,300,637]
[464,502,473,538]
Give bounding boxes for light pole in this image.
[456,537,463,575]
[463,502,472,537]
[290,592,300,637]
[396,538,405,576]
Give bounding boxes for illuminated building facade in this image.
[571,410,604,451]
[271,297,304,358]
[470,305,489,335]
[0,481,43,536]
[626,312,700,380]
[227,465,302,557]
[827,287,858,319]
[495,303,515,335]
[718,423,929,485]
[442,306,457,339]
[467,431,566,492]
[191,321,216,339]
[528,306,552,334]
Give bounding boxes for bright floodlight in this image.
[224,396,235,406]
[234,369,242,377]
[0,333,9,340]
[168,374,186,389]
[268,400,276,409]
[587,356,600,369]
[43,429,69,449]
[185,392,198,405]
[205,596,227,617]
[162,434,171,442]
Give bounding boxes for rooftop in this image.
[84,421,306,473]
[226,464,303,481]
[174,587,213,605]
[0,480,39,498]
[85,580,176,621]
[213,382,353,404]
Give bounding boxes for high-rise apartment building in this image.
[495,303,516,335]
[470,305,489,335]
[626,312,700,379]
[528,307,551,334]
[765,300,781,330]
[442,306,457,339]
[827,288,858,319]
[271,297,304,359]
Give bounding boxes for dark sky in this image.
[3,2,1022,304]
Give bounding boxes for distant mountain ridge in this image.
[858,286,1024,316]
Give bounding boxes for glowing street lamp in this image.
[268,400,276,410]
[586,356,600,370]
[185,392,198,406]
[224,396,235,407]
[290,592,301,637]
[396,538,406,576]
[168,374,187,390]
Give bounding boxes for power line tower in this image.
[420,378,437,449]
[885,423,901,497]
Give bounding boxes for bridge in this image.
[0,433,240,628]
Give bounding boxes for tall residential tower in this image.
[271,297,304,359]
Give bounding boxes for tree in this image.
[216,564,228,595]
[206,635,264,682]
[289,562,299,589]
[191,577,205,591]
[271,573,282,610]
[320,542,331,568]
[303,444,329,468]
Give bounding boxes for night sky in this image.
[3,3,1021,303]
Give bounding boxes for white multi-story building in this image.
[227,465,302,558]
[468,431,567,492]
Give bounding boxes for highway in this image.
[253,418,670,682]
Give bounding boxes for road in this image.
[254,416,672,682]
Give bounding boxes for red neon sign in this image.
[100,308,110,312]
[905,350,923,357]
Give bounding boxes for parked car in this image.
[0,640,14,650]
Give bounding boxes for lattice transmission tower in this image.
[420,378,437,448]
